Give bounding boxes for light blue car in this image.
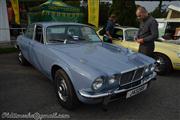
[17,22,157,109]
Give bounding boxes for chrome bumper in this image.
[79,72,157,99]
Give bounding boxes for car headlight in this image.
[144,67,150,73]
[149,64,156,72]
[92,77,104,91]
[177,53,180,58]
[108,76,116,84]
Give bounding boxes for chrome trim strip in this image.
[79,72,156,99]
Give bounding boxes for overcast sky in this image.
[135,1,180,12]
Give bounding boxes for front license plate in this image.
[126,84,148,99]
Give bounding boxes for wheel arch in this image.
[153,52,173,70]
[51,65,68,80]
[51,64,76,86]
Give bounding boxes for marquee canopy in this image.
[28,0,83,23]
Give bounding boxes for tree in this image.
[110,0,137,27]
[151,0,167,18]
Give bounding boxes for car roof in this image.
[115,26,138,30]
[156,18,180,22]
[33,22,89,28]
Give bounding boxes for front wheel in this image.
[54,69,79,110]
[153,53,172,75]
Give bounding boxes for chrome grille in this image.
[133,67,144,81]
[120,67,144,86]
[120,70,135,85]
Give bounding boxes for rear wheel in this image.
[54,69,79,110]
[153,53,172,75]
[18,50,29,65]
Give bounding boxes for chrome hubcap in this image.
[18,52,22,63]
[155,57,165,72]
[57,79,68,102]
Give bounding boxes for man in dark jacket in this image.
[135,6,158,57]
[104,14,116,43]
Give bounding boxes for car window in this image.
[158,22,165,29]
[25,24,34,39]
[164,22,180,39]
[80,27,100,42]
[125,29,138,41]
[114,28,124,40]
[46,25,101,43]
[46,26,66,42]
[158,22,166,37]
[34,25,44,43]
[67,26,81,37]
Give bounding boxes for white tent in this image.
[0,0,10,43]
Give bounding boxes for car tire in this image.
[54,69,79,110]
[18,51,29,65]
[153,53,172,75]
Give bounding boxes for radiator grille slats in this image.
[119,67,144,86]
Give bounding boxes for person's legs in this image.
[139,46,154,58]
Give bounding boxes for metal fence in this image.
[0,28,27,46]
[0,27,26,40]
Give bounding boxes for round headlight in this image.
[108,76,116,84]
[145,67,149,73]
[150,64,155,72]
[92,78,104,90]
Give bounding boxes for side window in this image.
[67,26,81,37]
[25,24,34,39]
[125,30,138,41]
[158,22,166,37]
[46,26,66,42]
[165,22,180,39]
[35,26,43,43]
[114,28,124,40]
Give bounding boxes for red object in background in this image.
[174,27,180,40]
[7,3,15,23]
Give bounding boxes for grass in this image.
[0,47,18,54]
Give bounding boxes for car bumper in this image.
[79,72,156,99]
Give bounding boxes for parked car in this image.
[97,26,180,75]
[17,22,156,109]
[157,18,180,40]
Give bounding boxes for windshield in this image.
[46,25,101,43]
[125,29,138,41]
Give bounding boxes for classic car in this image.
[17,22,156,109]
[97,26,180,75]
[156,18,180,40]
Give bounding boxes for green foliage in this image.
[0,47,18,54]
[110,0,138,27]
[150,0,168,18]
[99,3,110,26]
[64,1,80,7]
[150,8,167,18]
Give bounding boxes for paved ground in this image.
[0,53,180,120]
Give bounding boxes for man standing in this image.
[104,14,116,43]
[135,6,158,57]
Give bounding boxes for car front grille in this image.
[119,67,144,86]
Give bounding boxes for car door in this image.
[20,24,35,61]
[123,29,139,52]
[29,25,47,73]
[112,28,130,48]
